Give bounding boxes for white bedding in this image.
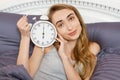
[0,0,120,23]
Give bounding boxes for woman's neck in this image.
[66,40,77,60]
[67,40,76,50]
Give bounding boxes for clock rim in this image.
[30,20,57,47]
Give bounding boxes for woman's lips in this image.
[68,30,77,36]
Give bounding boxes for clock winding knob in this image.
[40,15,49,20]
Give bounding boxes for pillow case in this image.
[91,47,120,80]
[86,22,120,49]
[0,12,40,53]
[1,12,120,53]
[0,12,42,68]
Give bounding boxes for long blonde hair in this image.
[48,4,96,80]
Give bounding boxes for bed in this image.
[0,0,120,80]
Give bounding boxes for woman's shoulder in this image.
[89,42,100,56]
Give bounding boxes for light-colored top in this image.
[34,47,67,80]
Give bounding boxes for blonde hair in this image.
[48,4,96,80]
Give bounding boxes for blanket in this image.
[0,65,32,80]
[0,50,32,80]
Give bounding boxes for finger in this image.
[20,16,28,26]
[56,37,62,43]
[17,16,26,25]
[24,15,28,22]
[57,33,67,43]
[25,24,31,31]
[57,33,64,41]
[22,24,30,35]
[17,16,28,29]
[23,23,30,30]
[17,16,24,27]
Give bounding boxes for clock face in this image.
[30,21,57,47]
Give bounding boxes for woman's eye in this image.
[69,17,74,21]
[58,23,64,28]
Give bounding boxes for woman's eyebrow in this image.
[55,13,74,25]
[56,20,62,25]
[67,13,74,18]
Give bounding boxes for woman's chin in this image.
[67,36,79,41]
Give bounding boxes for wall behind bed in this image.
[0,0,120,23]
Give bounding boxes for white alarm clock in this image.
[30,15,57,47]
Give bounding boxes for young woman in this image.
[17,4,100,80]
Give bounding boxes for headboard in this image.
[0,0,120,23]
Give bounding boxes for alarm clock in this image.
[30,15,57,47]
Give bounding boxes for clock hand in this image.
[42,26,45,39]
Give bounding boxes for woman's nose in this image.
[66,23,73,30]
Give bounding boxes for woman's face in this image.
[52,9,82,41]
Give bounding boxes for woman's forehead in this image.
[52,9,75,22]
[53,9,74,17]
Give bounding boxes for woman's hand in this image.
[17,16,31,74]
[56,34,82,80]
[56,34,69,59]
[17,16,30,39]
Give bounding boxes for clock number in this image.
[51,37,54,39]
[51,33,54,35]
[50,28,53,31]
[37,40,40,44]
[47,41,49,44]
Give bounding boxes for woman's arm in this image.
[17,16,30,72]
[17,37,30,71]
[61,56,82,80]
[86,42,100,79]
[29,46,44,77]
[16,16,44,77]
[56,34,82,80]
